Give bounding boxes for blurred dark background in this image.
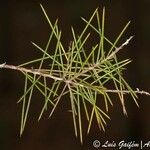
[0,0,150,150]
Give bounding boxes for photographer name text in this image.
[93,140,150,149]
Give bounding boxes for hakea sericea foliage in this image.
[0,4,149,143]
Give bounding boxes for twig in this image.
[105,36,134,61]
[1,63,149,96]
[105,89,150,96]
[1,63,63,81]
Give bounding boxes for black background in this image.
[0,0,150,150]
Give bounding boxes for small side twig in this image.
[106,36,134,60]
[105,89,150,96]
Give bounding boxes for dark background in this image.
[0,0,150,150]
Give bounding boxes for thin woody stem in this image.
[0,63,149,96]
[1,64,63,81]
[105,89,150,96]
[104,36,134,61]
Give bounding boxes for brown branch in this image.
[0,63,149,96]
[1,63,63,81]
[105,89,150,96]
[104,36,134,61]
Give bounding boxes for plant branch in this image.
[0,6,149,143]
[1,63,149,96]
[1,64,63,81]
